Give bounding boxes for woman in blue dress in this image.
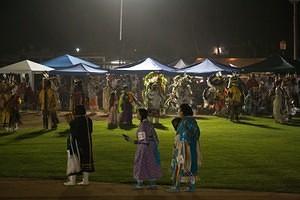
[169,104,201,192]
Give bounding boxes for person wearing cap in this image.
[168,104,201,192]
[64,105,94,186]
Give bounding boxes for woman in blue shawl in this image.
[169,104,201,192]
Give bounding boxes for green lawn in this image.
[0,116,300,193]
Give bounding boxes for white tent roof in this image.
[0,60,54,73]
[116,58,175,73]
[173,59,187,69]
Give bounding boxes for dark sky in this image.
[0,0,295,62]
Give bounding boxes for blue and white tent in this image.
[50,63,107,76]
[177,58,239,75]
[42,54,101,69]
[114,58,176,74]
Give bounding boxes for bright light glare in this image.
[111,60,126,64]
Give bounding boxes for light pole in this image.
[119,0,124,66]
[289,0,300,60]
[120,0,124,42]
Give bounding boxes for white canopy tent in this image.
[172,59,188,69]
[0,60,54,90]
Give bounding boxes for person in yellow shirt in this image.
[39,79,58,129]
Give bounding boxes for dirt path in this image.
[0,178,299,200]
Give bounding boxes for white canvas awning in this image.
[0,60,54,90]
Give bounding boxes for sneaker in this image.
[64,181,76,186]
[77,181,89,185]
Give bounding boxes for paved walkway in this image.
[0,178,300,200]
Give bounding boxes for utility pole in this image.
[289,0,300,60]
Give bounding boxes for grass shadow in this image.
[14,129,51,141]
[284,121,300,127]
[119,124,138,130]
[153,123,169,130]
[254,115,274,119]
[56,129,69,137]
[240,116,257,121]
[194,116,211,120]
[0,131,15,137]
[237,121,281,130]
[289,118,300,123]
[107,125,118,130]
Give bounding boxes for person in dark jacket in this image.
[64,105,94,186]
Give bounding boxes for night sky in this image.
[0,0,295,63]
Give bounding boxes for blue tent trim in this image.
[49,63,107,76]
[42,54,101,69]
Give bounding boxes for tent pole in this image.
[29,72,34,92]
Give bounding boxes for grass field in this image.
[0,115,300,193]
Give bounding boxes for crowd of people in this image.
[1,72,300,133]
[201,73,300,123]
[0,73,300,132]
[1,71,300,192]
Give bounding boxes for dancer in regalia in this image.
[273,80,287,123]
[7,85,21,132]
[107,91,118,129]
[143,72,167,124]
[146,83,164,124]
[118,85,137,127]
[87,76,99,112]
[64,105,94,186]
[0,82,11,131]
[165,74,192,113]
[227,76,243,122]
[168,104,201,192]
[71,80,85,113]
[38,79,58,129]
